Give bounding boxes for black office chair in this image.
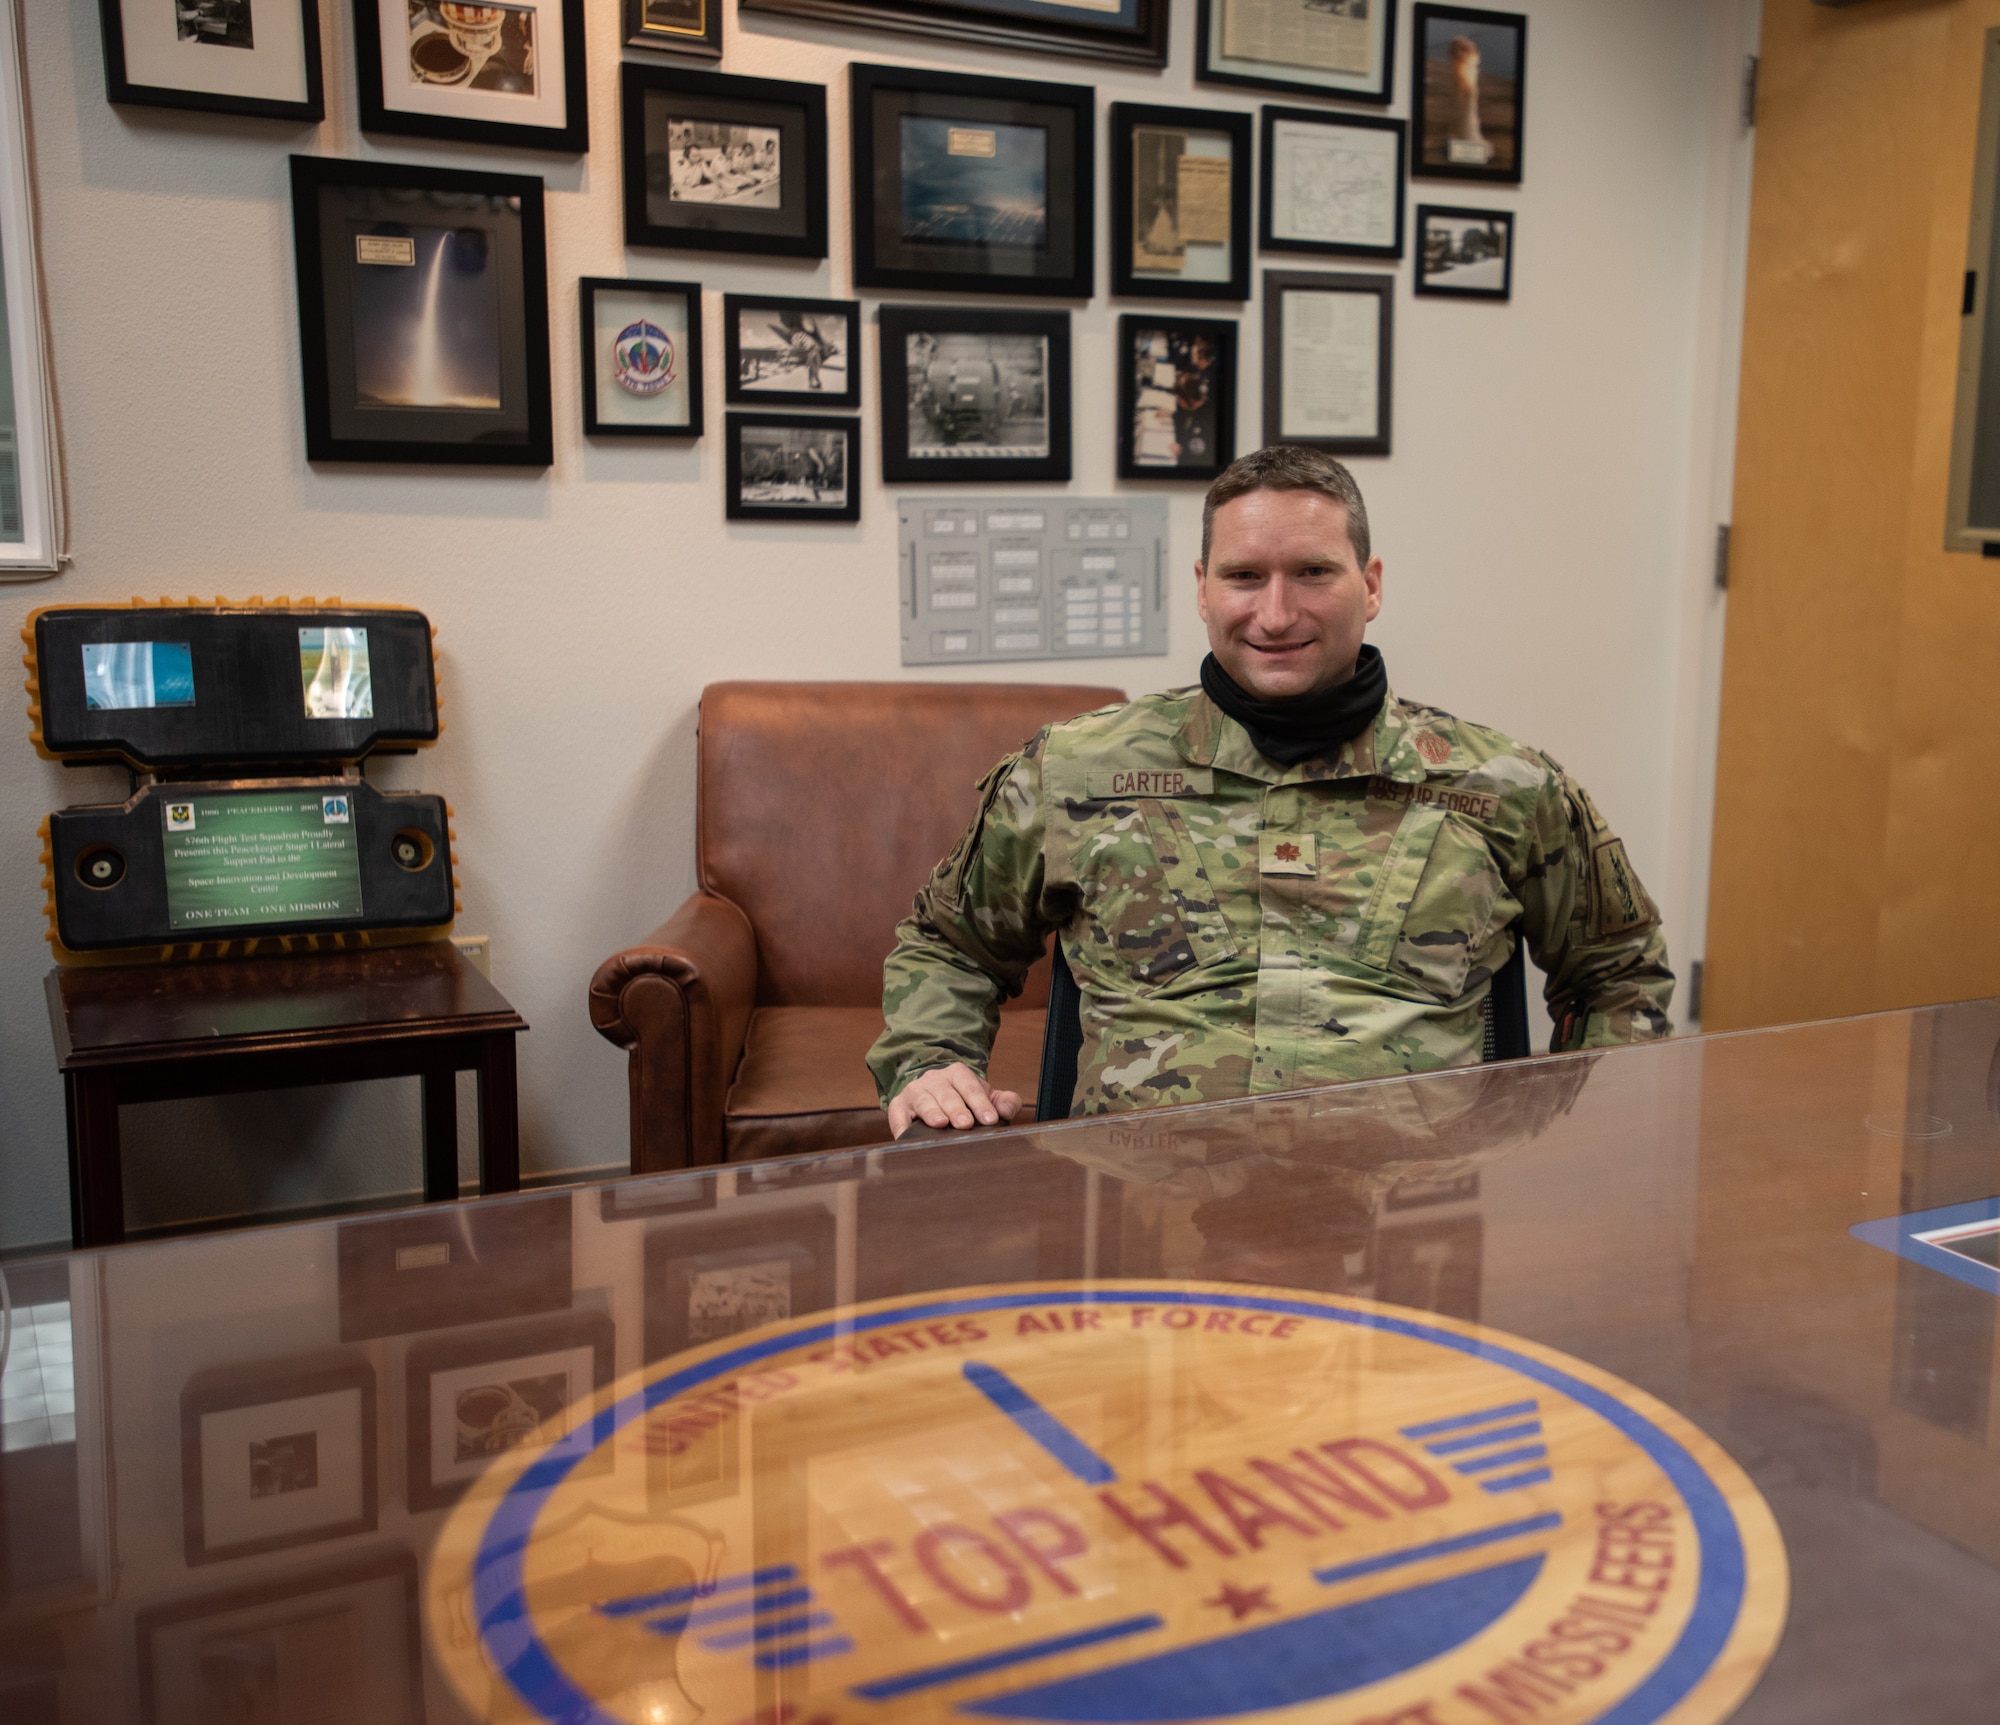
[1034,932,1531,1124]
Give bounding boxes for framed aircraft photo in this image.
[724,295,860,410]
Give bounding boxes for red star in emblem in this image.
[1274,842,1301,862]
[1203,1580,1276,1620]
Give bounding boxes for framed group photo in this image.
[726,414,861,522]
[1415,204,1514,299]
[879,305,1071,483]
[850,64,1093,299]
[724,295,860,409]
[1412,3,1526,183]
[1196,0,1395,106]
[740,0,1167,67]
[352,0,588,153]
[1260,108,1404,261]
[99,0,325,121]
[624,0,723,58]
[1111,104,1252,302]
[1118,314,1237,481]
[621,64,828,259]
[1262,270,1393,457]
[580,277,704,437]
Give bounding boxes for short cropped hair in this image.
[1200,444,1371,566]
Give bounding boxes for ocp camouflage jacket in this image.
[869,686,1673,1116]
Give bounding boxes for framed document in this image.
[580,277,704,438]
[1262,270,1392,457]
[1117,314,1238,481]
[1412,3,1526,184]
[725,414,862,523]
[624,0,722,58]
[724,295,861,409]
[1260,108,1405,261]
[353,0,588,153]
[739,0,1166,68]
[1111,104,1252,302]
[1415,204,1514,299]
[879,305,1072,484]
[1195,0,1395,106]
[99,0,325,121]
[850,64,1094,299]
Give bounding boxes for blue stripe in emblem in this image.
[854,1616,1167,1701]
[1398,1399,1538,1438]
[1312,1512,1562,1586]
[1453,1444,1548,1475]
[1481,1467,1555,1494]
[963,1360,1118,1485]
[1423,1420,1542,1455]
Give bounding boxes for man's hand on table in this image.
[887,1062,1022,1137]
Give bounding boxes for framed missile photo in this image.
[1411,3,1526,184]
[580,276,704,437]
[723,295,860,411]
[352,0,589,153]
[878,304,1071,484]
[288,155,552,467]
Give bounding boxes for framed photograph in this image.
[580,277,703,437]
[1110,104,1252,303]
[740,0,1165,67]
[337,1195,572,1342]
[724,295,860,410]
[289,155,552,468]
[625,0,721,58]
[621,64,827,260]
[1260,108,1405,261]
[599,1171,718,1221]
[1262,269,1393,457]
[180,1357,376,1566]
[726,413,860,523]
[1195,0,1395,106]
[644,1208,838,1362]
[1411,3,1526,183]
[405,1310,614,1511]
[353,0,587,153]
[99,0,324,121]
[850,64,1093,299]
[136,1549,421,1725]
[879,305,1071,484]
[1118,315,1237,482]
[0,0,58,572]
[1415,204,1514,299]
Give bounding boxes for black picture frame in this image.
[643,1208,838,1363]
[1411,3,1526,184]
[625,0,723,58]
[1415,204,1514,299]
[1195,0,1396,106]
[1117,314,1238,482]
[336,1195,572,1342]
[580,277,705,438]
[353,0,588,153]
[724,295,862,410]
[1262,269,1393,457]
[726,413,862,523]
[621,64,828,260]
[1259,108,1406,262]
[741,0,1166,67]
[850,64,1094,299]
[180,1356,377,1566]
[599,1171,720,1221]
[404,1309,615,1511]
[1110,104,1253,304]
[99,0,325,121]
[879,305,1072,484]
[289,155,553,469]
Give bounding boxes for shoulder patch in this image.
[1415,730,1451,765]
[1590,836,1654,936]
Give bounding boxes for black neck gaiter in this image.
[1199,645,1388,766]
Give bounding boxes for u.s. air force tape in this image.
[430,1279,1788,1725]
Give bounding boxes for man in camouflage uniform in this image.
[870,446,1673,1135]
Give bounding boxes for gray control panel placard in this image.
[899,496,1170,666]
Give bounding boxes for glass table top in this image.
[5,1000,2000,1724]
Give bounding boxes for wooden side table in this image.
[45,941,528,1248]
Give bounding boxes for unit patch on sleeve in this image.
[1589,838,1653,937]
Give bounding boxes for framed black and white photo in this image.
[0,0,58,572]
[1260,108,1405,261]
[337,1196,572,1342]
[850,64,1093,299]
[725,295,860,410]
[1415,204,1513,299]
[1195,0,1395,106]
[180,1357,376,1566]
[1118,315,1237,482]
[1262,270,1392,457]
[644,1209,838,1363]
[879,305,1071,484]
[353,0,588,153]
[625,0,722,58]
[405,1310,614,1511]
[621,64,828,259]
[1111,104,1252,303]
[1412,3,1526,184]
[580,277,703,437]
[741,0,1166,67]
[726,414,860,523]
[289,155,552,468]
[137,1549,421,1725]
[99,0,325,121]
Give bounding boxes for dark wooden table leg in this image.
[65,1071,126,1249]
[420,1068,460,1203]
[475,1032,521,1194]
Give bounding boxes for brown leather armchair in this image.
[589,681,1124,1170]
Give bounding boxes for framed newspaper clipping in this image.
[1196,0,1395,105]
[1111,103,1252,302]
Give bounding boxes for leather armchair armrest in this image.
[589,891,757,1173]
